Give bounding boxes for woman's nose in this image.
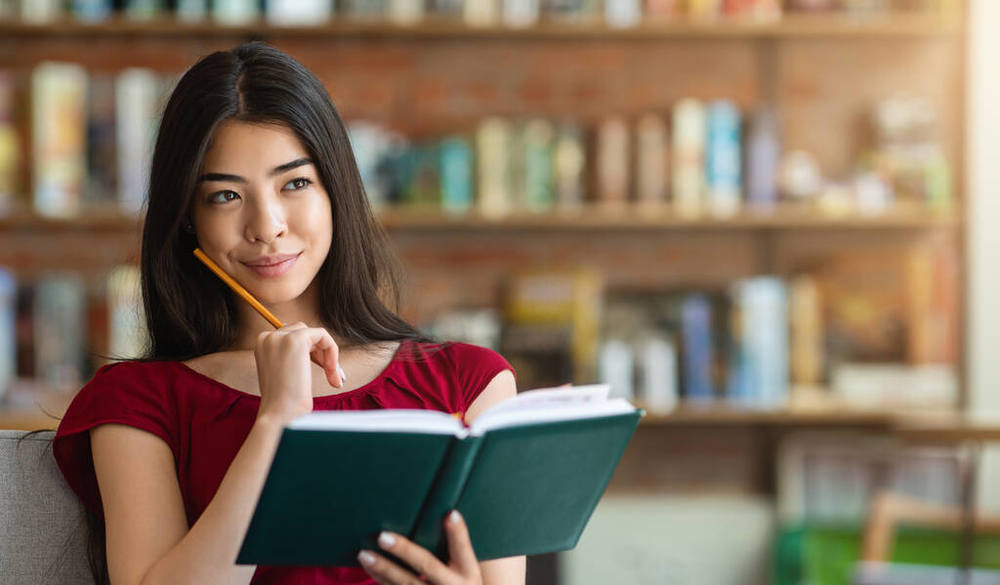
[245,199,287,243]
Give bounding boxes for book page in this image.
[287,409,463,435]
[471,384,636,435]
[481,384,611,416]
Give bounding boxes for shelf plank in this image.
[375,205,960,231]
[0,13,962,40]
[0,205,959,233]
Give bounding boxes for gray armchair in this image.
[0,429,94,584]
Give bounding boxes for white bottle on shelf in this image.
[639,334,678,414]
[599,339,635,402]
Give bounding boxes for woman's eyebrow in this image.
[198,158,314,183]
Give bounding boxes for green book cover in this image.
[236,384,641,567]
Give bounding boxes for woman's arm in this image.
[92,415,285,585]
[93,323,343,585]
[464,369,527,585]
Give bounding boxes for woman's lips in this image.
[243,253,300,278]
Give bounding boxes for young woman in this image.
[52,43,525,585]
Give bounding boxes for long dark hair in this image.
[83,42,429,584]
[144,41,424,359]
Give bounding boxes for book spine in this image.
[598,338,634,401]
[0,268,14,401]
[267,0,333,25]
[705,100,742,217]
[0,71,18,215]
[552,122,585,210]
[522,118,554,213]
[476,117,512,218]
[596,115,629,210]
[604,0,640,28]
[212,0,259,24]
[108,265,147,360]
[124,0,164,20]
[639,334,677,414]
[32,62,88,219]
[745,106,780,212]
[71,0,113,21]
[440,136,473,214]
[410,435,485,559]
[671,98,705,218]
[680,293,714,402]
[116,68,160,215]
[86,73,117,210]
[635,112,668,208]
[176,0,208,21]
[502,0,539,27]
[389,0,424,24]
[34,273,86,393]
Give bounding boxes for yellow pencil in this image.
[192,247,345,384]
[193,248,284,328]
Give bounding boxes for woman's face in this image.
[191,120,333,306]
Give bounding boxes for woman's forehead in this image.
[202,120,309,171]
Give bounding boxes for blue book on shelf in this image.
[440,137,472,214]
[729,277,788,408]
[72,0,112,21]
[0,268,14,401]
[680,294,714,402]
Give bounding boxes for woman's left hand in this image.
[358,510,482,585]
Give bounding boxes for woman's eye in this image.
[284,177,313,191]
[207,190,240,204]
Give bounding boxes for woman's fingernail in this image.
[358,550,375,566]
[448,510,462,525]
[378,532,396,548]
[338,365,347,381]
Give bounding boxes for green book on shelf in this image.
[236,384,643,567]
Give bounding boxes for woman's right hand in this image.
[253,322,342,426]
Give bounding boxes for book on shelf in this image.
[672,98,706,218]
[107,265,147,361]
[389,0,425,25]
[476,117,513,218]
[212,0,259,24]
[32,62,88,219]
[635,112,669,208]
[266,0,333,25]
[70,0,113,22]
[236,384,643,566]
[604,0,641,28]
[502,0,540,28]
[0,268,14,401]
[680,293,714,402]
[124,0,164,21]
[116,68,162,215]
[727,276,788,409]
[552,121,585,210]
[33,273,86,394]
[705,100,742,218]
[440,136,473,214]
[0,71,18,215]
[595,116,629,209]
[521,118,555,213]
[85,73,117,210]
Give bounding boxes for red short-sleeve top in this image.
[53,340,514,585]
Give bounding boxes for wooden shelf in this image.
[0,205,959,233]
[0,13,961,40]
[375,205,960,231]
[0,205,959,234]
[639,405,896,427]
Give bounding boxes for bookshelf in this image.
[0,13,963,39]
[0,5,969,422]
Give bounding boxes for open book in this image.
[236,384,643,566]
